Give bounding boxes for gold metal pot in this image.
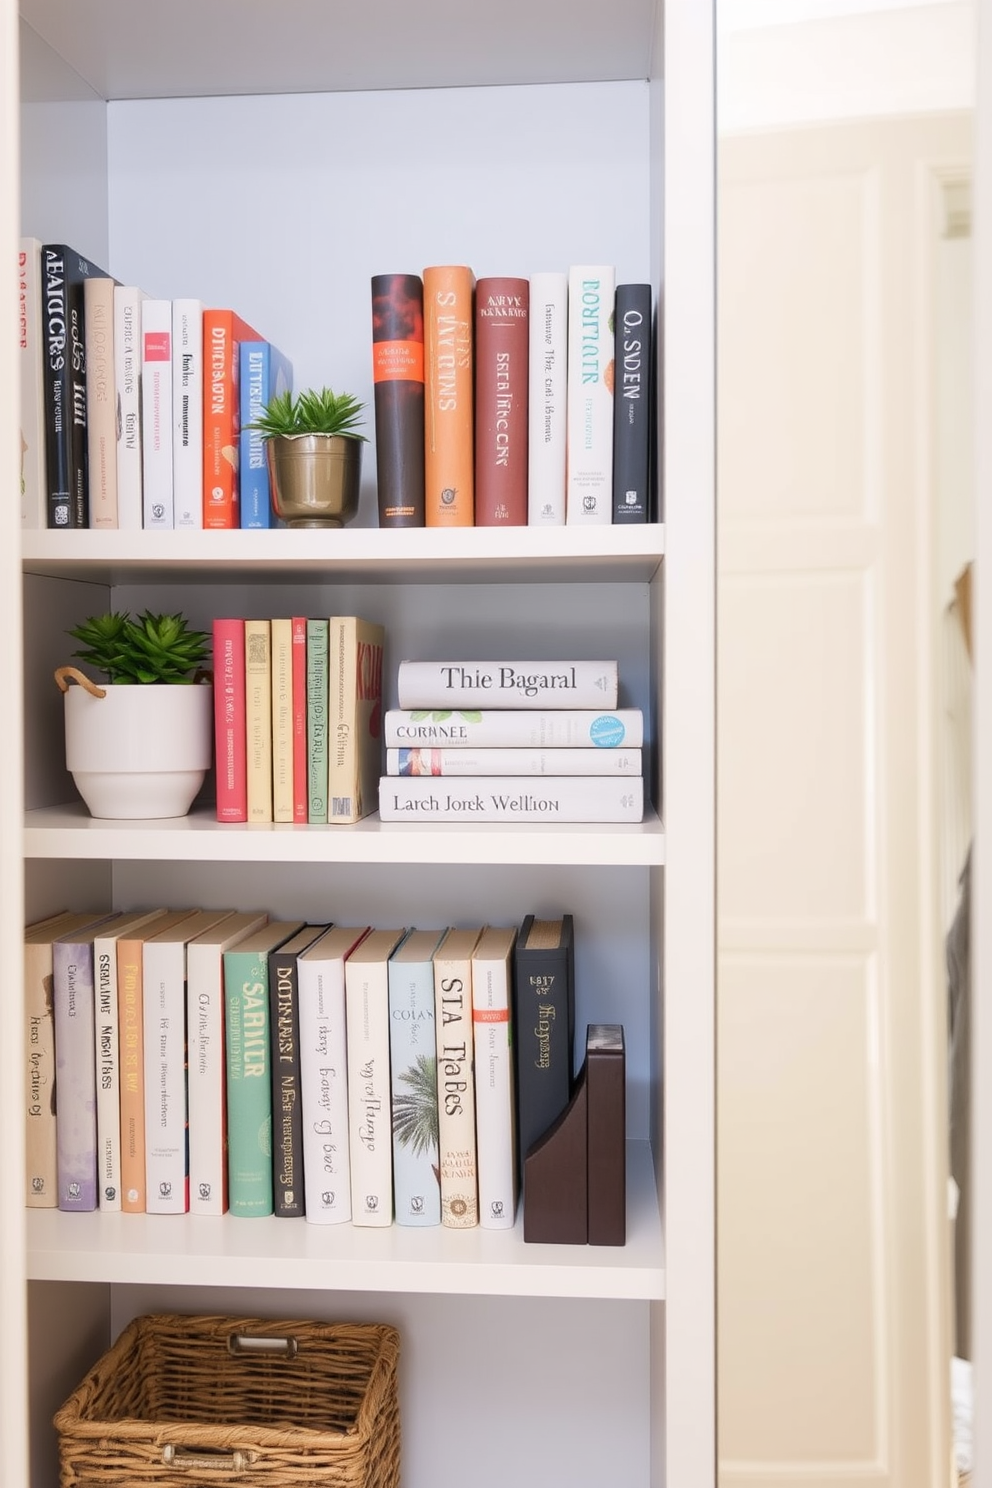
[266,433,363,528]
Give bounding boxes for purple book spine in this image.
[54,940,99,1210]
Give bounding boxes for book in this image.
[53,914,118,1211]
[268,923,328,1217]
[472,924,518,1230]
[345,927,408,1226]
[18,238,48,527]
[202,307,261,529]
[141,297,174,529]
[423,264,475,527]
[41,242,110,528]
[371,272,426,527]
[224,920,305,1217]
[239,338,293,529]
[585,1024,626,1245]
[566,265,615,526]
[172,297,204,529]
[388,928,444,1227]
[306,617,329,823]
[327,615,385,824]
[527,271,568,526]
[245,618,273,823]
[474,276,529,527]
[143,910,233,1214]
[187,910,269,1216]
[379,775,643,823]
[83,274,118,528]
[113,284,146,529]
[298,924,372,1225]
[396,659,619,711]
[271,617,295,823]
[212,617,247,822]
[292,616,308,824]
[384,707,644,750]
[386,746,642,777]
[433,926,484,1228]
[514,914,575,1171]
[612,284,652,524]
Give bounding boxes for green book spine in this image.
[307,618,329,824]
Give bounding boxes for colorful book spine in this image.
[327,615,385,824]
[434,926,484,1228]
[472,924,518,1230]
[384,707,644,750]
[424,264,475,527]
[306,618,329,824]
[213,617,247,822]
[379,775,643,823]
[18,238,47,528]
[566,264,615,526]
[271,617,294,824]
[113,285,145,529]
[292,616,308,824]
[239,339,293,528]
[268,924,326,1217]
[54,919,116,1211]
[245,618,273,824]
[514,914,575,1169]
[527,271,568,527]
[203,307,261,529]
[474,276,529,527]
[396,659,619,711]
[371,272,426,527]
[386,746,643,777]
[141,297,174,529]
[612,283,653,524]
[346,928,408,1226]
[389,928,444,1227]
[41,242,109,528]
[83,274,118,528]
[298,925,371,1225]
[172,297,204,529]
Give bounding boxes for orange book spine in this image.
[424,265,475,527]
[203,309,260,529]
[117,933,148,1211]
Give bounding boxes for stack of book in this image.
[378,659,644,823]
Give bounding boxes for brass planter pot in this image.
[266,433,363,528]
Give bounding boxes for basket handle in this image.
[54,666,106,698]
[227,1332,298,1358]
[161,1444,258,1474]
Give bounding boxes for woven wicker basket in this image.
[53,1314,400,1488]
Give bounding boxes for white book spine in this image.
[93,934,123,1209]
[384,707,644,750]
[396,659,618,711]
[114,285,145,529]
[172,297,204,529]
[18,238,47,528]
[346,955,394,1226]
[142,940,188,1213]
[473,934,517,1229]
[389,952,441,1226]
[566,264,615,526]
[186,941,227,1214]
[386,746,642,777]
[84,274,118,528]
[298,950,354,1224]
[527,271,568,526]
[141,297,174,529]
[53,942,98,1211]
[380,774,644,823]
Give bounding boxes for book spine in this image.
[327,617,384,824]
[172,298,204,529]
[298,950,354,1224]
[24,939,58,1206]
[396,659,619,711]
[566,265,615,526]
[271,617,294,823]
[141,297,174,529]
[187,940,230,1215]
[142,941,189,1213]
[386,746,642,777]
[113,285,144,529]
[118,937,148,1211]
[389,957,440,1226]
[292,617,309,823]
[245,618,273,823]
[203,310,258,528]
[224,948,274,1216]
[473,939,517,1229]
[93,936,122,1209]
[424,264,475,527]
[434,948,479,1227]
[53,942,98,1211]
[346,958,394,1226]
[84,275,118,528]
[18,239,48,528]
[379,774,643,823]
[384,707,644,749]
[474,276,529,527]
[514,917,575,1169]
[527,271,568,526]
[371,273,425,527]
[268,937,315,1217]
[41,244,102,528]
[306,618,329,824]
[612,284,652,524]
[239,340,291,529]
[212,618,247,822]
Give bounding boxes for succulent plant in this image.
[68,610,210,685]
[247,386,367,441]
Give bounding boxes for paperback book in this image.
[371,273,425,527]
[83,273,118,528]
[472,924,518,1229]
[212,617,247,822]
[424,264,475,527]
[268,923,329,1217]
[527,270,568,526]
[396,660,619,711]
[292,616,308,823]
[566,264,615,527]
[271,617,295,823]
[18,238,47,527]
[172,297,204,529]
[54,914,118,1211]
[386,746,642,777]
[141,297,174,529]
[203,307,261,528]
[41,242,110,528]
[307,617,329,823]
[245,618,273,823]
[389,928,444,1226]
[113,284,146,529]
[612,283,653,524]
[239,339,293,528]
[474,276,529,527]
[433,926,484,1228]
[326,615,385,824]
[346,927,408,1226]
[384,707,644,750]
[379,776,644,823]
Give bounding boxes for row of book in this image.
[372,266,654,529]
[25,908,613,1237]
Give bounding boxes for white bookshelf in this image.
[4,3,714,1486]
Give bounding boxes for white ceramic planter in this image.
[63,681,213,820]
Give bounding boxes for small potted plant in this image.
[54,610,212,820]
[248,386,367,528]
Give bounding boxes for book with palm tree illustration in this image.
[389,929,445,1226]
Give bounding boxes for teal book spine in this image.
[307,618,329,823]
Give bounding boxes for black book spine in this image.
[611,283,653,524]
[268,929,326,1217]
[371,273,426,528]
[512,913,575,1171]
[41,244,108,528]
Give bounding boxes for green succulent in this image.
[247,386,367,441]
[68,610,210,685]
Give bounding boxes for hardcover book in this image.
[268,923,329,1217]
[566,264,616,526]
[212,617,247,822]
[53,914,119,1211]
[612,284,653,524]
[245,618,273,823]
[18,238,47,527]
[224,920,305,1217]
[424,264,475,527]
[346,927,408,1226]
[141,297,174,529]
[384,707,644,750]
[306,618,329,823]
[388,928,444,1227]
[527,270,568,526]
[386,746,642,777]
[433,925,485,1228]
[474,276,529,527]
[292,616,308,823]
[379,775,644,823]
[83,274,118,528]
[239,338,293,529]
[113,284,146,529]
[327,615,385,824]
[202,307,261,528]
[41,242,110,528]
[371,273,425,527]
[472,924,518,1230]
[298,924,372,1225]
[396,659,619,712]
[271,617,295,823]
[172,297,204,529]
[513,914,575,1172]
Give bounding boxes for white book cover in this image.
[527,271,568,527]
[345,928,407,1227]
[142,910,233,1214]
[141,296,174,529]
[114,284,146,529]
[566,264,615,526]
[434,926,484,1228]
[186,910,268,1216]
[379,774,644,823]
[172,297,204,529]
[396,659,618,711]
[18,238,47,527]
[472,925,518,1230]
[385,707,644,750]
[53,916,117,1211]
[386,746,642,777]
[298,924,371,1225]
[84,274,118,528]
[389,928,444,1226]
